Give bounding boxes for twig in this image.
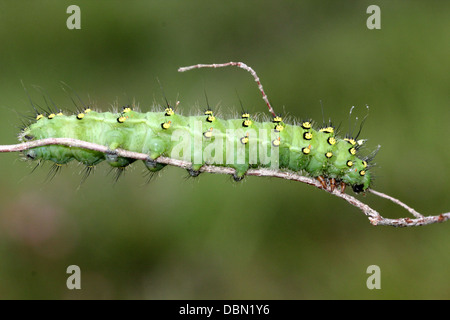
[1,138,449,227]
[178,62,277,117]
[368,189,423,219]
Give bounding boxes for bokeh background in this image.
[0,0,448,299]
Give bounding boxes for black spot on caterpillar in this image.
[18,62,378,193]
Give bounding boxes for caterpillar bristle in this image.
[45,163,63,182]
[33,85,59,115]
[80,165,95,184]
[28,159,42,174]
[60,81,88,111]
[143,169,159,185]
[108,167,126,183]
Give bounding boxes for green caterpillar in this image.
[18,62,375,193]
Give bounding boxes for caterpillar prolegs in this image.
[18,62,375,193]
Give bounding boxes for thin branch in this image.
[178,62,277,117]
[368,189,424,219]
[1,138,449,227]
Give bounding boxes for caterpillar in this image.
[18,62,376,193]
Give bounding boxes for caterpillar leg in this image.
[317,176,339,192]
[187,168,201,177]
[144,158,166,172]
[232,164,249,182]
[105,149,135,168]
[340,182,346,193]
[317,176,327,189]
[188,163,203,176]
[330,178,336,192]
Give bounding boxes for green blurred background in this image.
[0,0,448,299]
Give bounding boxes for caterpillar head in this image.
[345,160,371,193]
[352,176,370,193]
